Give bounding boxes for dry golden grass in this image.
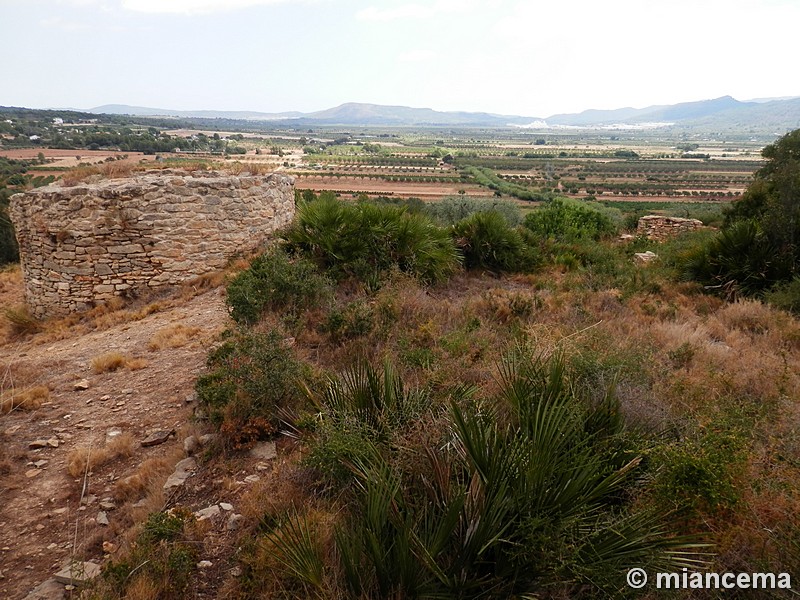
[123,576,160,600]
[91,352,148,374]
[58,158,275,187]
[59,161,137,186]
[0,385,49,414]
[67,432,136,477]
[2,306,43,338]
[224,160,275,175]
[147,323,202,351]
[91,352,127,374]
[114,453,179,503]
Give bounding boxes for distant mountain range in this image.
[87,96,800,130]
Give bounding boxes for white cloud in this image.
[120,0,295,15]
[356,0,470,22]
[41,15,92,30]
[397,49,436,63]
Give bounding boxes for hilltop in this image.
[83,96,800,131]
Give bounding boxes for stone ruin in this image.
[9,169,295,317]
[636,215,704,241]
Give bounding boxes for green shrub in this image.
[324,300,375,343]
[764,276,800,314]
[655,425,746,513]
[195,329,305,449]
[322,353,703,598]
[0,199,18,266]
[85,509,198,599]
[524,197,618,241]
[452,211,538,273]
[284,197,461,284]
[226,248,332,326]
[425,195,522,226]
[680,220,790,297]
[305,360,429,485]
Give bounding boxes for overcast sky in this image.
[2,0,798,118]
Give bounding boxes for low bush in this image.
[305,360,429,486]
[680,220,789,297]
[452,211,538,273]
[226,248,332,326]
[425,195,522,226]
[301,353,704,598]
[524,197,618,241]
[284,197,461,284]
[323,300,375,344]
[764,276,800,314]
[195,329,305,450]
[84,509,199,600]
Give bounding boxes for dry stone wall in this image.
[636,215,704,241]
[10,170,295,317]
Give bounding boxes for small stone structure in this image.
[10,169,294,317]
[636,215,704,241]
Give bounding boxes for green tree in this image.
[685,129,800,297]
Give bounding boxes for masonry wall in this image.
[10,170,295,317]
[636,215,704,241]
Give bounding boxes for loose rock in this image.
[227,513,245,531]
[249,441,277,461]
[53,561,101,585]
[141,429,175,447]
[195,505,221,521]
[183,435,199,455]
[163,457,197,491]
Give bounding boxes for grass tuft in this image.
[0,385,49,414]
[66,432,136,477]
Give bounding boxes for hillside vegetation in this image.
[76,131,800,600]
[0,130,793,599]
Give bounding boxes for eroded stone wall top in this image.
[636,215,704,241]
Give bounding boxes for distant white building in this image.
[53,118,64,125]
[29,135,41,141]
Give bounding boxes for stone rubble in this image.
[636,215,704,241]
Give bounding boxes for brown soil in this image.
[0,279,229,599]
[293,174,493,198]
[0,149,154,170]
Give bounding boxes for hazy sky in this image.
[2,0,798,117]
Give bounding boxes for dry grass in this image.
[60,161,136,186]
[3,306,43,338]
[58,158,273,187]
[91,352,148,374]
[91,352,128,374]
[224,160,276,175]
[0,385,49,414]
[147,324,202,351]
[122,576,160,600]
[66,432,136,477]
[114,454,177,503]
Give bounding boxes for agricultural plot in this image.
[288,130,763,204]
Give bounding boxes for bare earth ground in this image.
[292,174,493,198]
[0,149,154,171]
[0,280,229,599]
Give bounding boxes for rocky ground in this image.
[0,279,230,599]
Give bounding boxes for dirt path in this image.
[0,288,229,599]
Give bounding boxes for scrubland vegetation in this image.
[5,109,799,597]
[79,129,800,600]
